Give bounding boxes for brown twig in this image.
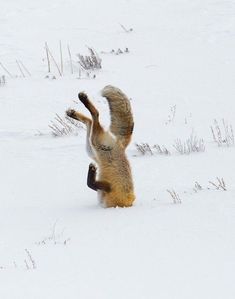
[167,189,182,204]
[16,60,25,77]
[209,177,226,191]
[67,44,74,74]
[59,40,63,75]
[0,62,14,78]
[45,42,51,73]
[46,43,62,76]
[19,60,31,76]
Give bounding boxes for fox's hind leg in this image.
[66,109,95,159]
[78,92,99,121]
[87,163,111,192]
[78,92,110,150]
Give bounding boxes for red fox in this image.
[66,85,135,207]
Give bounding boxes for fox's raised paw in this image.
[78,92,89,104]
[66,109,76,118]
[89,163,97,172]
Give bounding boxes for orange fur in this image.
[66,86,135,207]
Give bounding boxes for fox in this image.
[66,85,135,208]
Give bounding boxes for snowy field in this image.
[0,0,235,298]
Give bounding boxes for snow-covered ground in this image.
[1,0,235,298]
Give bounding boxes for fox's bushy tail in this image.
[101,85,134,148]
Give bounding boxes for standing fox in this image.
[66,85,135,208]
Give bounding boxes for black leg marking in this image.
[87,163,111,192]
[78,92,99,118]
[66,109,77,119]
[78,92,90,107]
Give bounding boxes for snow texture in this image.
[0,0,235,298]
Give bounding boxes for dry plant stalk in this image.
[25,249,36,270]
[19,60,31,76]
[101,48,129,55]
[209,177,226,191]
[135,143,171,156]
[193,181,203,193]
[45,42,51,73]
[0,62,14,78]
[210,119,234,147]
[153,144,171,155]
[36,221,70,246]
[45,42,62,76]
[0,75,6,86]
[16,60,25,77]
[77,47,102,70]
[119,23,133,33]
[173,132,205,155]
[49,113,82,137]
[135,143,153,155]
[59,40,63,75]
[67,44,74,74]
[167,189,182,204]
[165,105,176,125]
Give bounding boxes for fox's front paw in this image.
[78,92,89,104]
[66,109,76,118]
[89,163,97,173]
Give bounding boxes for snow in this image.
[0,0,235,298]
